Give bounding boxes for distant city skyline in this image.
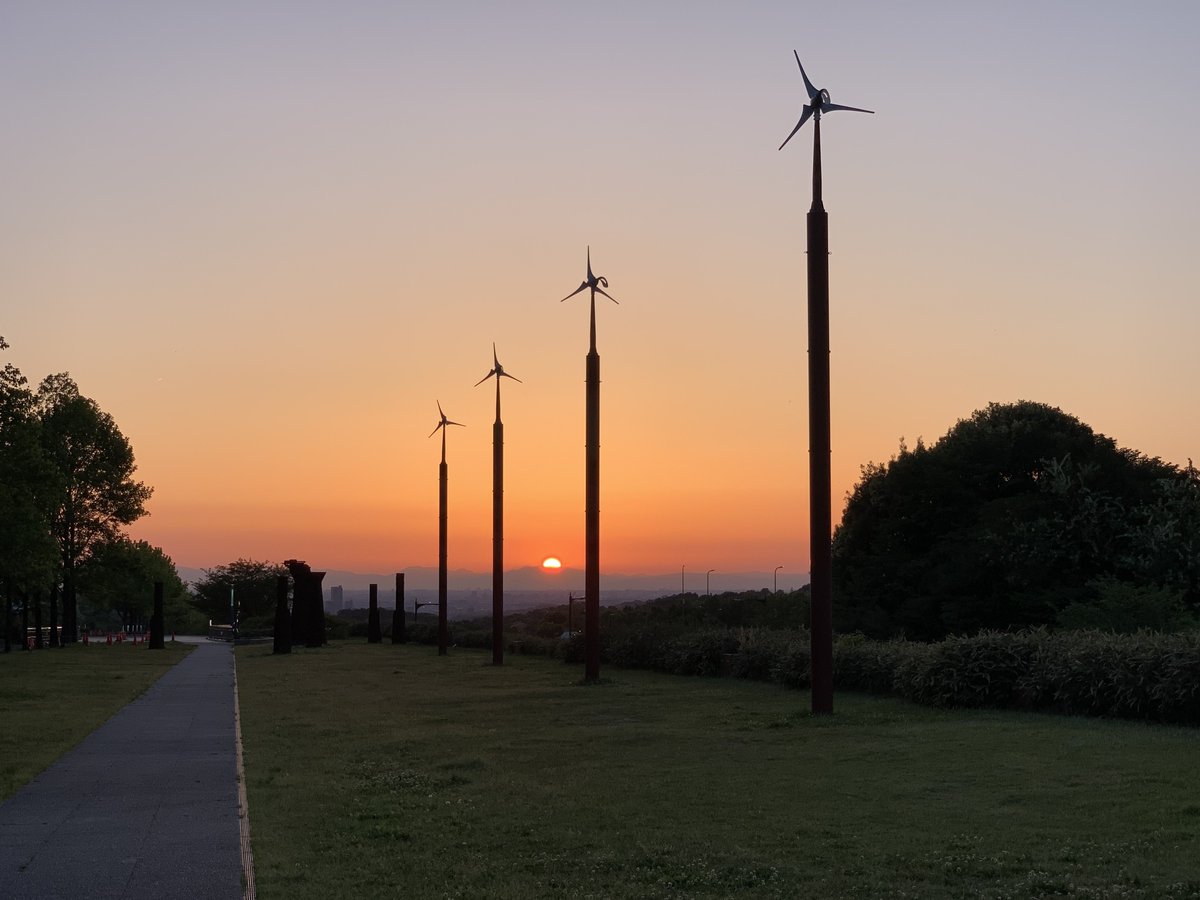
[3,4,1197,575]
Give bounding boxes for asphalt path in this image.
[0,641,243,899]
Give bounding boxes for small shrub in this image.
[834,637,914,694]
[606,624,676,671]
[732,629,800,682]
[664,629,738,676]
[769,640,812,688]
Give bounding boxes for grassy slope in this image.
[236,643,1200,900]
[0,641,192,800]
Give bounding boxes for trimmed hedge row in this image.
[393,618,1200,725]
[844,629,1200,724]
[589,625,1200,725]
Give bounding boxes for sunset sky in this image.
[4,2,1198,587]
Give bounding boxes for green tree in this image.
[0,339,58,650]
[77,537,190,630]
[833,401,1178,639]
[1122,461,1200,610]
[36,373,153,642]
[192,559,288,625]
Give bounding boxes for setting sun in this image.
[541,557,562,569]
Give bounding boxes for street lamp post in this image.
[706,569,714,596]
[774,565,783,593]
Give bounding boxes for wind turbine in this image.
[561,246,620,682]
[475,344,521,666]
[429,401,464,656]
[780,52,872,716]
[778,51,873,151]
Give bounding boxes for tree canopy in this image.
[35,372,153,640]
[0,338,58,589]
[192,559,288,624]
[78,537,188,627]
[832,401,1193,639]
[2,339,168,644]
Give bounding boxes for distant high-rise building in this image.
[330,585,345,610]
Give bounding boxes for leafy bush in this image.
[899,631,1043,708]
[662,629,738,676]
[833,636,920,694]
[769,640,812,688]
[606,624,676,671]
[855,629,1200,724]
[732,629,803,682]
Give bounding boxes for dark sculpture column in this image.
[307,570,326,647]
[367,584,382,643]
[49,583,59,648]
[33,590,44,649]
[286,560,325,648]
[272,574,291,654]
[149,581,165,649]
[391,573,405,644]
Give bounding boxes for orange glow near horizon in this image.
[7,6,1199,579]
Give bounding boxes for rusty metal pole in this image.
[808,116,833,715]
[584,300,602,681]
[492,386,504,665]
[438,453,449,656]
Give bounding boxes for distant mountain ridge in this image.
[175,564,808,595]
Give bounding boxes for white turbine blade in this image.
[595,286,620,305]
[561,282,588,302]
[428,422,442,438]
[474,370,495,387]
[794,51,819,101]
[824,102,874,115]
[778,105,813,151]
[501,372,523,383]
[492,343,500,368]
[586,246,593,282]
[447,419,465,428]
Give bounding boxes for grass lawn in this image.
[236,643,1200,899]
[0,641,193,801]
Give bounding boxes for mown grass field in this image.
[236,643,1200,899]
[0,641,192,800]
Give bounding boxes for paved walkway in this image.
[0,642,244,899]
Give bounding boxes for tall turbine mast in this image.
[779,52,872,716]
[429,401,464,656]
[475,344,522,666]
[561,246,620,682]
